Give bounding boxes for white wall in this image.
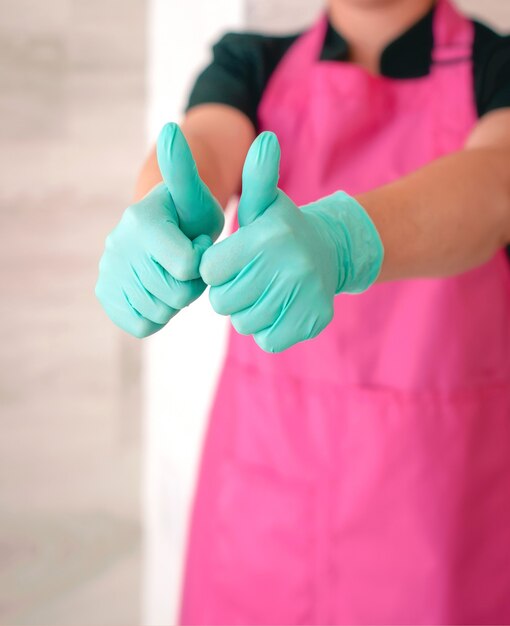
[143,3,244,624]
[246,0,510,31]
[246,0,322,31]
[143,1,510,624]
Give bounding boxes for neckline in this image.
[321,4,436,78]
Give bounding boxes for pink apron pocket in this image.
[325,383,510,623]
[207,458,315,625]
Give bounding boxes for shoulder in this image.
[212,30,300,60]
[472,20,510,117]
[209,30,300,84]
[473,19,510,53]
[186,30,301,130]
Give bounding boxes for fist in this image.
[200,132,338,353]
[95,123,224,337]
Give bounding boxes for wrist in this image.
[303,191,384,294]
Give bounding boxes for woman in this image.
[96,0,510,622]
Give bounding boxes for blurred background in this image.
[0,0,508,624]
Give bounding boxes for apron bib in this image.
[180,1,510,622]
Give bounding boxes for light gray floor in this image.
[0,0,145,623]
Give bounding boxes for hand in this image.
[200,132,384,353]
[95,123,224,338]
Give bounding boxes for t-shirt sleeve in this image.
[185,32,298,130]
[473,22,510,117]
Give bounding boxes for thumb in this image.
[238,131,281,227]
[156,122,224,241]
[191,233,213,259]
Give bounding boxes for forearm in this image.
[358,147,510,282]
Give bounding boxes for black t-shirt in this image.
[186,6,510,130]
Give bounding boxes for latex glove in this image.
[200,132,384,353]
[95,123,224,338]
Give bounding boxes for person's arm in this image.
[134,104,255,205]
[198,110,510,353]
[358,108,510,282]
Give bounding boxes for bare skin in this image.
[328,0,435,73]
[134,0,510,283]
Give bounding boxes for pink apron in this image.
[180,0,510,622]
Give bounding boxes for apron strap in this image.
[266,14,327,81]
[432,0,473,64]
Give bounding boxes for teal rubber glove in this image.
[200,132,384,353]
[95,123,224,338]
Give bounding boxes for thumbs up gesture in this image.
[200,132,384,353]
[95,123,224,338]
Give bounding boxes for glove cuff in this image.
[303,191,384,294]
